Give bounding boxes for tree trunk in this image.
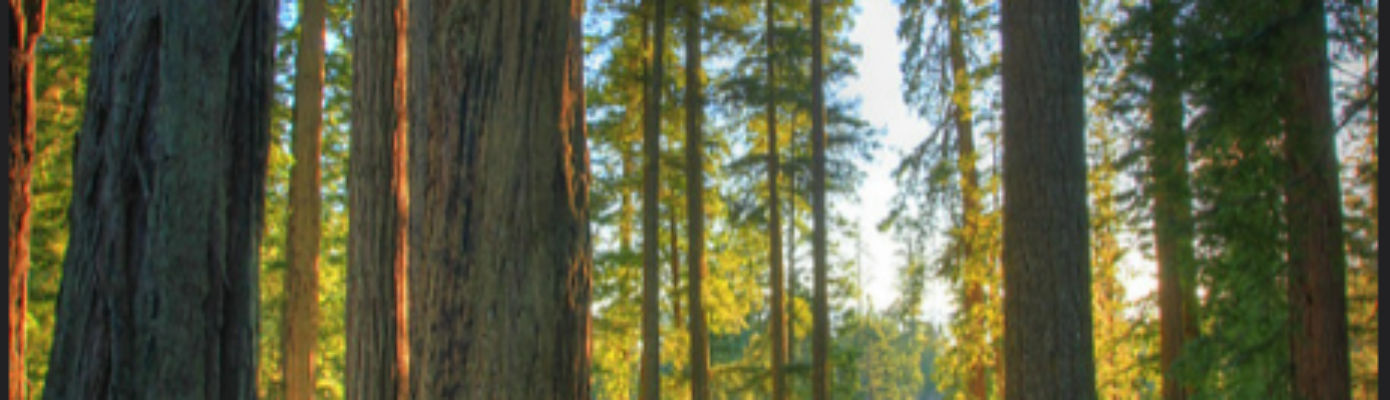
[8,2,45,398]
[946,0,987,396]
[787,167,796,365]
[285,0,327,396]
[1148,1,1198,399]
[671,204,682,330]
[640,0,667,398]
[1280,1,1351,398]
[999,0,1096,398]
[810,0,831,398]
[684,0,711,397]
[346,0,411,398]
[406,0,590,397]
[41,1,275,398]
[766,0,787,398]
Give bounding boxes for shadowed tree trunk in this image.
[346,0,410,398]
[1147,1,1198,399]
[684,0,710,397]
[1000,0,1097,397]
[945,0,987,396]
[1280,1,1351,398]
[766,0,787,398]
[285,0,327,396]
[9,1,46,398]
[40,1,275,398]
[640,0,666,398]
[406,0,590,397]
[810,0,830,398]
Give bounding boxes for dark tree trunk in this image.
[684,0,710,397]
[285,0,327,396]
[1148,1,1198,399]
[999,0,1097,398]
[8,1,45,398]
[640,0,666,398]
[765,0,787,398]
[1280,1,1351,398]
[41,1,275,398]
[346,0,411,398]
[810,0,830,398]
[406,0,590,397]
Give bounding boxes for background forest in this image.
[11,0,1378,398]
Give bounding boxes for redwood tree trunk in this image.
[684,0,711,397]
[1148,1,1198,398]
[999,0,1097,397]
[406,0,590,397]
[285,0,327,397]
[640,0,667,398]
[765,0,787,398]
[1280,1,1351,398]
[8,1,45,399]
[810,0,830,398]
[346,0,411,398]
[41,1,275,398]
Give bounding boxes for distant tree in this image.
[41,1,276,397]
[284,0,327,397]
[684,0,711,397]
[9,1,47,398]
[765,0,788,397]
[641,0,668,398]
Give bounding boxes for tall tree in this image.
[999,0,1096,397]
[406,0,590,397]
[9,1,47,398]
[641,0,667,398]
[346,0,410,398]
[40,1,275,397]
[285,0,327,396]
[765,0,787,398]
[1145,1,1199,399]
[810,0,830,398]
[1279,1,1350,398]
[684,0,711,397]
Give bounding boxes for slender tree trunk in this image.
[346,0,410,397]
[766,0,787,398]
[407,0,590,397]
[671,208,682,329]
[1280,1,1351,398]
[1148,1,1198,399]
[787,168,796,365]
[810,0,831,398]
[641,0,667,398]
[285,0,327,397]
[684,0,711,397]
[8,2,45,398]
[41,1,275,398]
[999,0,1096,398]
[946,0,987,396]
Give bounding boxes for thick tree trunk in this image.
[765,0,787,398]
[40,1,275,398]
[999,0,1096,398]
[8,2,45,398]
[406,0,590,397]
[684,0,711,397]
[810,0,830,398]
[946,0,987,396]
[1148,1,1198,399]
[640,0,666,398]
[1280,1,1351,399]
[285,0,327,397]
[346,0,411,398]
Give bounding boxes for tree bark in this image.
[1148,1,1198,399]
[640,0,666,398]
[285,0,327,396]
[684,0,710,397]
[41,1,275,398]
[8,1,45,399]
[346,0,411,398]
[406,0,590,397]
[946,0,987,396]
[1280,1,1351,398]
[766,0,787,398]
[999,0,1097,398]
[810,0,830,398]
